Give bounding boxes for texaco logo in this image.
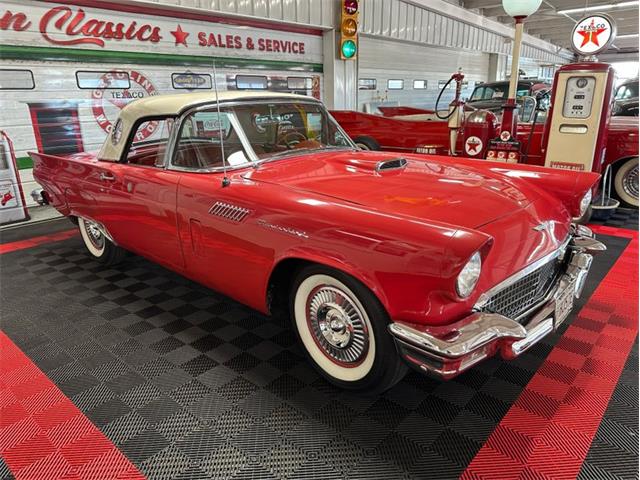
[464,136,483,156]
[571,14,616,56]
[91,70,158,138]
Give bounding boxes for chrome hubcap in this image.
[623,164,639,200]
[84,221,104,250]
[307,286,369,365]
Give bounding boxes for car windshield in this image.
[173,101,355,170]
[234,101,354,160]
[615,82,639,100]
[470,84,530,102]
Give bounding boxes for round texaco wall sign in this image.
[571,14,616,56]
[91,70,158,138]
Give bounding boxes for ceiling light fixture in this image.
[557,1,638,15]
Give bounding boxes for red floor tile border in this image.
[462,226,638,480]
[0,331,145,480]
[0,230,78,255]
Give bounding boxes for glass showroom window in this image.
[236,75,268,90]
[76,71,130,89]
[358,78,376,90]
[0,69,35,90]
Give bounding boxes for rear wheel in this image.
[290,265,407,393]
[613,157,639,208]
[353,136,380,151]
[78,217,126,265]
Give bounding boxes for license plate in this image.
[555,279,575,328]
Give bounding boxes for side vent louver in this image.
[376,157,407,172]
[209,201,250,222]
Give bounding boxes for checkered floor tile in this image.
[1,231,636,479]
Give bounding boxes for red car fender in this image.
[441,156,600,217]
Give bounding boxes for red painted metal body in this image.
[31,147,598,329]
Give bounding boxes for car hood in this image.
[244,150,542,230]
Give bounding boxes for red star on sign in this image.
[466,138,481,153]
[171,25,189,46]
[578,19,607,47]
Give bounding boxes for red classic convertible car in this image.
[31,92,605,392]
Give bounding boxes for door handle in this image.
[99,172,115,181]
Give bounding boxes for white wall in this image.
[358,36,489,110]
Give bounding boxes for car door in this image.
[170,107,268,308]
[101,117,184,271]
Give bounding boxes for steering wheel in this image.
[277,131,308,149]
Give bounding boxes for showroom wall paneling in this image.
[358,36,490,111]
[360,0,572,64]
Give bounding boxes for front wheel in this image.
[78,217,126,265]
[290,265,407,393]
[613,157,639,208]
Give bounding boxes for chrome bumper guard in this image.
[389,228,606,380]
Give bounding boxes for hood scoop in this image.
[376,157,407,172]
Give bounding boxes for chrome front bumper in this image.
[389,227,606,380]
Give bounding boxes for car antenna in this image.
[212,60,230,187]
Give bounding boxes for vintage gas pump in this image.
[435,69,466,155]
[542,61,615,172]
[0,131,29,225]
[541,14,618,215]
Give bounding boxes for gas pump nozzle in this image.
[447,69,465,155]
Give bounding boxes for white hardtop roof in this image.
[99,91,320,161]
[120,91,318,119]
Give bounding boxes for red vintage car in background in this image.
[331,80,639,208]
[32,92,605,392]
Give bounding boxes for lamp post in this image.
[500,0,542,138]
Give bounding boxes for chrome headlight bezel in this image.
[456,251,482,299]
[579,189,592,216]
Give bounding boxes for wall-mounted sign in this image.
[91,70,158,138]
[571,14,616,56]
[172,72,212,90]
[0,1,322,64]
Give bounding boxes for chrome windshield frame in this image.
[165,98,357,174]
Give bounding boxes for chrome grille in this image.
[480,259,561,321]
[208,202,250,222]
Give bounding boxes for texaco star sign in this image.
[571,14,616,56]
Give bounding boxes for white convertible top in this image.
[98,91,319,161]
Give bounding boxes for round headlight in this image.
[579,189,592,216]
[456,252,482,298]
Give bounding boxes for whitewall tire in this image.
[613,157,639,208]
[290,265,407,392]
[78,217,126,265]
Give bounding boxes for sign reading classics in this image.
[0,0,322,64]
[571,14,616,56]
